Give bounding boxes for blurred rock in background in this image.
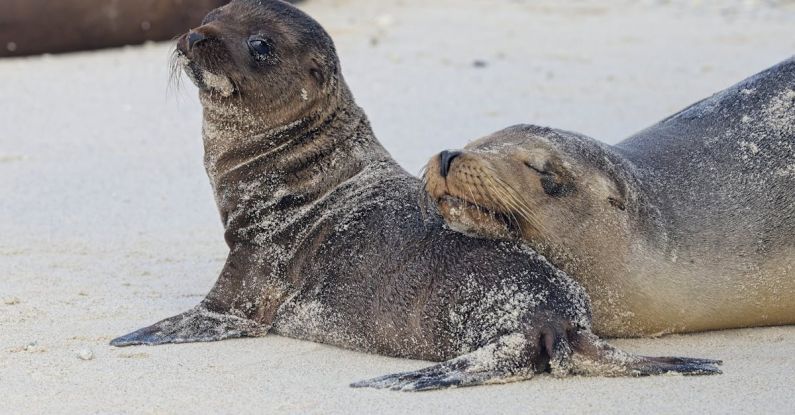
[0,0,304,57]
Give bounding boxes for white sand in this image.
[1,0,794,413]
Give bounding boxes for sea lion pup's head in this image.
[424,125,658,269]
[174,0,340,127]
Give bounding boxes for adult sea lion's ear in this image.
[591,175,626,211]
[608,196,626,211]
[605,174,628,211]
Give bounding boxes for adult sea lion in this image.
[424,58,795,338]
[110,0,720,390]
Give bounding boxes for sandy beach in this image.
[1,0,794,413]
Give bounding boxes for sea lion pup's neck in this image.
[202,83,381,178]
[200,83,391,231]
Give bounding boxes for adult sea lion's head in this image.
[424,125,648,264]
[174,0,340,126]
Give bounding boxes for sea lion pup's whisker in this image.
[167,48,185,98]
[167,53,179,92]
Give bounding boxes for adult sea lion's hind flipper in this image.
[352,328,721,392]
[565,329,722,377]
[110,306,268,347]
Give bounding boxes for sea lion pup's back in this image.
[110,0,721,390]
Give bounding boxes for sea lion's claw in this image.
[110,306,267,347]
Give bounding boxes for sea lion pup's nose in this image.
[439,150,462,177]
[187,30,207,50]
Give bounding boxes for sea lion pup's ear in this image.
[309,56,337,87]
[309,57,326,85]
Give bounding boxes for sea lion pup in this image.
[425,58,795,338]
[110,0,720,390]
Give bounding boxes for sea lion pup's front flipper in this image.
[352,325,721,392]
[109,306,268,346]
[111,245,276,347]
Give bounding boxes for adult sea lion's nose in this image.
[439,150,462,177]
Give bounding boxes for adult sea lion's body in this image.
[425,58,795,337]
[110,0,720,390]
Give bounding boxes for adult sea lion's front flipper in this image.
[352,326,721,392]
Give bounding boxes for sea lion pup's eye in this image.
[247,37,273,58]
